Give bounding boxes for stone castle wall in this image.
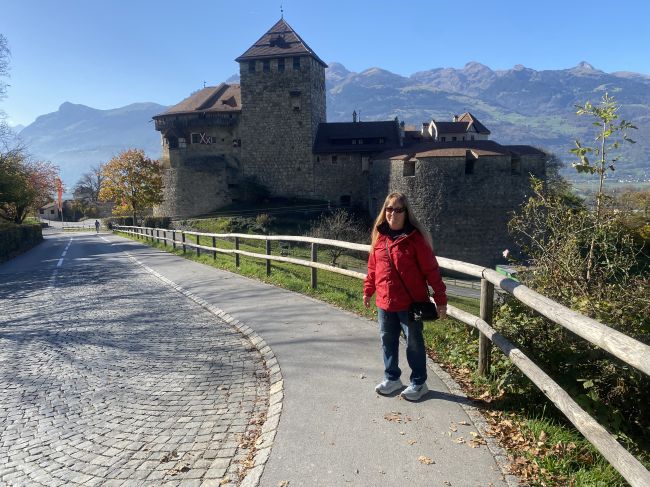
[313,152,368,206]
[156,121,241,217]
[369,154,545,266]
[239,56,325,198]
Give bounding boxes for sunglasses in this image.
[385,206,405,214]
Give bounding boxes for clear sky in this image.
[1,0,648,126]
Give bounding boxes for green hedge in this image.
[0,224,43,262]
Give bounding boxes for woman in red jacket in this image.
[363,192,447,401]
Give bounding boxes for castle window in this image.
[379,138,385,144]
[471,135,475,140]
[248,60,256,73]
[440,136,446,142]
[403,160,415,177]
[352,139,357,144]
[358,139,364,145]
[263,60,270,72]
[278,58,285,72]
[462,136,466,141]
[316,156,320,162]
[293,56,301,70]
[167,136,179,149]
[452,136,457,141]
[331,155,338,163]
[290,90,301,112]
[179,138,187,149]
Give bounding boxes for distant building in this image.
[152,18,545,266]
[38,202,59,221]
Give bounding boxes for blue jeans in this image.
[378,308,427,386]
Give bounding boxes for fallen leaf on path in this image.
[408,439,417,445]
[458,420,470,426]
[454,437,466,444]
[418,455,434,465]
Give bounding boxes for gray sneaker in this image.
[400,383,429,401]
[375,379,404,395]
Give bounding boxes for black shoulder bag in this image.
[385,241,438,322]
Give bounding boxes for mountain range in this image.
[15,61,650,188]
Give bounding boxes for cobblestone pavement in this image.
[0,254,269,486]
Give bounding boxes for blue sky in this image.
[1,0,648,126]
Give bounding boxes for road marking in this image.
[54,238,73,270]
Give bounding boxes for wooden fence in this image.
[114,225,650,486]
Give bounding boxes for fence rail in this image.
[113,224,650,486]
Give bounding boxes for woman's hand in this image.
[363,295,371,308]
[438,305,447,320]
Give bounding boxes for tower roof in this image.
[235,18,327,67]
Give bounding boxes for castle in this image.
[153,18,545,266]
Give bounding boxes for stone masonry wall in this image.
[369,154,545,267]
[155,163,230,218]
[313,152,368,207]
[156,120,241,217]
[239,56,326,198]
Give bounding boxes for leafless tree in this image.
[73,163,105,203]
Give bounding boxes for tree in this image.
[73,163,105,203]
[0,149,59,223]
[1,34,13,147]
[309,209,367,266]
[571,93,637,284]
[99,149,163,224]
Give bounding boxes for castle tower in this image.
[236,19,327,198]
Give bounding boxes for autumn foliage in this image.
[99,149,163,224]
[0,148,59,224]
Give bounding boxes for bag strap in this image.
[385,240,430,303]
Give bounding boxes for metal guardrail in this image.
[114,225,650,486]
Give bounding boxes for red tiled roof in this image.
[378,140,512,160]
[154,84,241,118]
[235,18,327,67]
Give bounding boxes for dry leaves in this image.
[418,455,434,465]
[384,411,412,423]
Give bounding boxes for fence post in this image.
[311,243,318,289]
[196,234,200,257]
[235,237,240,267]
[478,278,494,376]
[172,230,176,250]
[163,229,167,247]
[156,229,160,244]
[182,232,186,253]
[266,239,271,276]
[212,236,217,260]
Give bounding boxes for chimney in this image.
[421,122,428,135]
[352,110,357,123]
[399,121,405,147]
[453,114,459,122]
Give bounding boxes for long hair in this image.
[370,192,434,250]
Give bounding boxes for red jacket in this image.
[364,229,447,312]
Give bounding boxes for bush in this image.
[499,177,650,441]
[0,224,42,262]
[143,216,171,229]
[105,216,134,229]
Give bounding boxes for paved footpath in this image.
[1,232,515,486]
